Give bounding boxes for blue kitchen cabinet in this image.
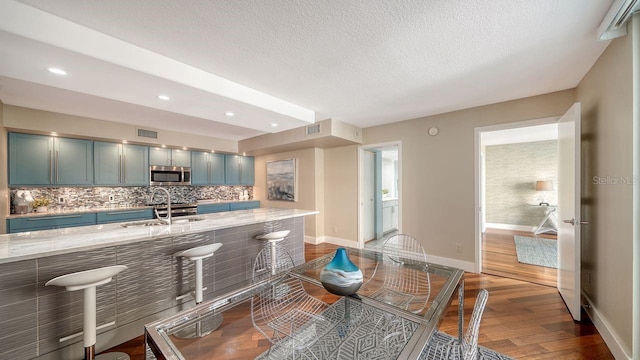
[197,203,230,214]
[9,133,93,186]
[149,147,191,167]
[7,213,97,233]
[229,201,260,210]
[95,142,149,186]
[224,155,255,185]
[96,208,153,224]
[191,151,225,185]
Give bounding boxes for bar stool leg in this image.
[269,241,278,275]
[194,258,204,304]
[85,286,97,360]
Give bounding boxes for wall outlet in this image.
[456,243,462,253]
[108,195,115,202]
[586,272,591,286]
[58,196,65,204]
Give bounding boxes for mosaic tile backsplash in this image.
[10,185,253,213]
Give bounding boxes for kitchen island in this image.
[0,207,316,360]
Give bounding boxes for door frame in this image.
[473,117,559,273]
[358,141,402,249]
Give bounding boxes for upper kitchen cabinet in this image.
[224,155,255,185]
[191,151,225,185]
[94,141,149,186]
[149,147,191,167]
[9,133,93,186]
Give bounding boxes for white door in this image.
[557,102,583,321]
[363,151,376,242]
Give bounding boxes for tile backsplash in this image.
[10,186,253,213]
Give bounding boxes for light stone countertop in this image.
[0,207,317,264]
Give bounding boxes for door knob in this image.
[563,219,576,225]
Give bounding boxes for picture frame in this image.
[266,159,296,201]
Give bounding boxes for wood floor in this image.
[103,242,613,360]
[482,228,558,287]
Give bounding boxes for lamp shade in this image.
[535,180,553,191]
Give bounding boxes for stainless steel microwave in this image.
[150,166,191,186]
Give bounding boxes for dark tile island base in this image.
[0,214,307,360]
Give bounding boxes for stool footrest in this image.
[59,321,116,343]
[176,287,207,301]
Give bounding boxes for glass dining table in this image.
[145,247,464,360]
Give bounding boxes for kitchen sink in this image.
[120,220,168,228]
[172,217,205,224]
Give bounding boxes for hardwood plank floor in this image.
[103,242,613,360]
[482,228,558,287]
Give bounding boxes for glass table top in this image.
[145,247,464,360]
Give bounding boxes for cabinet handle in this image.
[119,154,123,183]
[27,215,82,221]
[122,154,126,184]
[49,150,53,184]
[55,150,59,183]
[208,161,211,182]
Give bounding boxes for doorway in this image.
[475,118,560,286]
[358,142,401,249]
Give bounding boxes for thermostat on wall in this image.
[428,127,439,136]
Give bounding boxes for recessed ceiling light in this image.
[182,147,187,150]
[51,132,58,136]
[225,112,235,117]
[270,123,278,127]
[242,152,246,156]
[161,144,166,148]
[157,95,170,101]
[47,67,67,75]
[211,150,216,153]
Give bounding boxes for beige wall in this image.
[3,105,237,153]
[254,148,324,238]
[576,32,634,354]
[0,100,7,233]
[322,90,576,259]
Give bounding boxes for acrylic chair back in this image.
[462,289,489,360]
[376,234,431,313]
[250,245,329,345]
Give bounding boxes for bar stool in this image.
[254,230,290,275]
[174,243,223,338]
[45,265,129,360]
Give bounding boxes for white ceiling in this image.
[0,0,613,141]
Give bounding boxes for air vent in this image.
[306,124,321,135]
[137,128,158,139]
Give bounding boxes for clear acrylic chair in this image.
[421,289,490,360]
[251,245,330,358]
[370,234,431,314]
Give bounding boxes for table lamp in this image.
[535,180,553,206]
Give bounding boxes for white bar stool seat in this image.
[45,265,129,360]
[173,243,223,338]
[255,230,290,275]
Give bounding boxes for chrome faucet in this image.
[150,187,172,225]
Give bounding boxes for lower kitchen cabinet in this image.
[96,208,153,224]
[229,201,260,210]
[7,213,97,233]
[197,203,230,214]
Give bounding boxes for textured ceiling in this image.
[2,0,613,139]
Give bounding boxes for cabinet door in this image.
[210,153,226,185]
[149,148,171,166]
[197,203,230,214]
[123,144,149,185]
[191,151,210,185]
[55,137,93,185]
[172,149,191,167]
[229,201,260,210]
[240,156,255,185]
[96,208,153,224]
[224,155,241,184]
[94,141,122,185]
[9,133,53,186]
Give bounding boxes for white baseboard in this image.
[485,223,535,232]
[306,236,359,248]
[425,254,476,273]
[582,291,632,360]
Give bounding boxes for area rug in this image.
[514,235,557,268]
[419,331,515,360]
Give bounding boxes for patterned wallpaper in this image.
[10,185,253,213]
[485,140,557,227]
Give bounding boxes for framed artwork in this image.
[266,159,296,201]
